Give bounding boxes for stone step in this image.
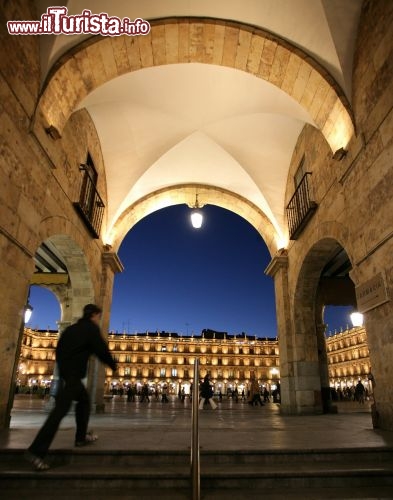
[1,446,393,466]
[0,448,190,467]
[1,448,393,498]
[201,447,393,465]
[2,487,393,500]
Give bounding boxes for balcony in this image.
[286,172,318,240]
[73,170,105,239]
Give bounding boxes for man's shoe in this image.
[75,431,98,447]
[25,451,50,471]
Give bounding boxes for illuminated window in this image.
[124,367,130,376]
[172,368,177,377]
[161,345,167,352]
[160,368,166,377]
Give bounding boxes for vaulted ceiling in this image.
[35,0,362,248]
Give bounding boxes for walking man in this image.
[26,304,117,470]
[199,374,217,410]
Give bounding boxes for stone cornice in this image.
[102,251,124,274]
[264,250,288,277]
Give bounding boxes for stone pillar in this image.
[51,320,71,389]
[316,323,335,413]
[356,287,393,430]
[349,247,393,430]
[0,235,34,428]
[88,250,124,413]
[265,251,297,414]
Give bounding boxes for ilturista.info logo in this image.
[7,6,151,36]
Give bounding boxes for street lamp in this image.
[350,312,364,327]
[24,289,33,324]
[190,193,204,229]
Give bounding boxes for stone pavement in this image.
[1,395,392,453]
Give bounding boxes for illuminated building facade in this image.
[17,326,371,395]
[326,327,372,391]
[17,328,58,389]
[105,330,280,395]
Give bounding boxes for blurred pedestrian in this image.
[26,304,117,471]
[199,374,217,410]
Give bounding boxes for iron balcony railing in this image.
[286,172,317,240]
[73,170,105,239]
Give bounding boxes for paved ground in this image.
[1,395,392,453]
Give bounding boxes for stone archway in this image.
[35,17,354,154]
[290,234,358,415]
[108,184,281,256]
[38,216,96,321]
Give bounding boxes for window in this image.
[294,156,305,188]
[126,355,131,363]
[161,345,167,352]
[171,368,177,377]
[173,345,178,352]
[160,368,166,377]
[73,153,105,238]
[287,155,317,240]
[124,367,130,376]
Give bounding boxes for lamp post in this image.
[24,302,33,324]
[6,288,34,426]
[190,193,204,229]
[350,312,364,328]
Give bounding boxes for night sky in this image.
[27,204,353,336]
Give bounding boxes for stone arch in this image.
[107,184,280,256]
[290,219,355,300]
[35,18,354,153]
[37,216,96,322]
[290,223,357,414]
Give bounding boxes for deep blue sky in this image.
[27,205,353,336]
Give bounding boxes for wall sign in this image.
[355,272,389,313]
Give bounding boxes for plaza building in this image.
[17,326,371,397]
[326,326,371,391]
[1,0,393,431]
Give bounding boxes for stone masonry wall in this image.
[283,0,393,427]
[0,1,110,426]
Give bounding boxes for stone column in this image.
[315,323,335,413]
[265,251,297,414]
[0,234,34,428]
[88,250,124,413]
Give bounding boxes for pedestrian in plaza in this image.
[140,383,150,402]
[126,385,135,402]
[248,373,264,406]
[355,380,365,404]
[26,304,117,471]
[161,384,169,403]
[199,374,217,410]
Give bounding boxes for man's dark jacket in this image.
[56,318,116,379]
